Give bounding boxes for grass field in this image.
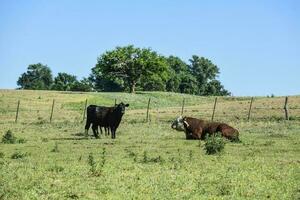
[0,90,299,199]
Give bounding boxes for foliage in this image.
[17,63,53,90]
[11,151,30,159]
[16,46,230,95]
[2,130,16,144]
[189,55,230,96]
[91,45,169,93]
[204,133,226,155]
[51,73,93,92]
[70,78,93,92]
[165,56,189,93]
[51,73,78,91]
[51,142,59,152]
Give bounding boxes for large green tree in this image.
[51,72,77,91]
[189,55,229,95]
[71,78,93,92]
[166,56,189,93]
[17,63,53,90]
[91,45,169,93]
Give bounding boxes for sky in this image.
[0,0,299,96]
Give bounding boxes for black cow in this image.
[85,105,111,138]
[85,103,129,139]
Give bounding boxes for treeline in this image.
[17,45,230,95]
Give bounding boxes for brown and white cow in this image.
[171,116,239,142]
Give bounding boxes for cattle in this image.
[171,116,240,142]
[84,103,129,139]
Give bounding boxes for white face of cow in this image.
[171,116,185,131]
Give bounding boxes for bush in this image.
[204,133,225,155]
[2,130,16,144]
[0,152,4,158]
[11,152,30,159]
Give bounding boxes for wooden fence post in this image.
[247,97,254,121]
[181,98,185,116]
[211,97,218,121]
[146,98,151,122]
[82,99,88,122]
[50,99,55,123]
[114,99,117,106]
[284,96,289,120]
[15,100,20,123]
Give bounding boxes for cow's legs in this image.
[111,127,116,139]
[99,126,103,135]
[84,121,91,136]
[92,124,99,138]
[105,127,110,136]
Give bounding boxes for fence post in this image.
[211,97,218,121]
[284,96,289,120]
[15,100,20,123]
[50,99,55,123]
[247,97,254,121]
[114,99,117,106]
[146,98,151,122]
[181,98,185,116]
[82,99,88,122]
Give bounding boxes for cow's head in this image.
[115,102,129,114]
[171,116,186,131]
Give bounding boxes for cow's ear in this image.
[125,104,129,107]
[183,120,189,128]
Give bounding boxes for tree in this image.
[189,55,220,95]
[204,80,231,96]
[188,55,229,96]
[91,45,169,93]
[51,73,77,91]
[71,78,93,92]
[178,73,198,94]
[17,63,53,90]
[166,56,189,93]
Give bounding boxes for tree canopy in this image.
[17,63,53,90]
[91,45,169,93]
[17,45,230,95]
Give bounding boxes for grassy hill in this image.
[0,90,299,199]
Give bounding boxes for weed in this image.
[51,142,59,153]
[41,138,49,142]
[17,138,26,144]
[87,153,104,176]
[142,151,148,163]
[66,193,79,199]
[88,153,96,174]
[99,148,106,172]
[48,165,64,173]
[188,150,193,161]
[11,152,30,159]
[0,152,4,158]
[2,130,16,144]
[150,155,164,164]
[204,133,225,155]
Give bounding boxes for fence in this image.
[1,95,300,124]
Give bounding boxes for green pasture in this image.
[0,90,299,199]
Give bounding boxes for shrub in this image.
[17,138,26,144]
[2,130,16,144]
[204,133,225,155]
[51,142,59,152]
[11,152,30,159]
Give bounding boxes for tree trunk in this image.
[130,82,136,93]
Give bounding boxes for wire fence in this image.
[1,95,300,124]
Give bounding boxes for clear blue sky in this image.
[0,0,299,96]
